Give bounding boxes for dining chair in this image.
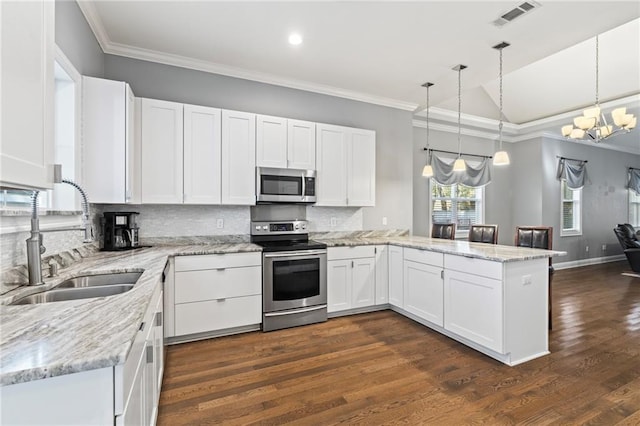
[515,226,554,329]
[468,224,498,244]
[431,223,456,240]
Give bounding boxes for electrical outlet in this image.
[382,217,388,226]
[522,275,532,285]
[585,245,589,252]
[216,219,224,229]
[330,217,337,227]
[602,244,607,251]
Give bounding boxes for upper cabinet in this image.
[222,110,256,205]
[256,115,315,170]
[316,124,375,207]
[183,105,222,204]
[0,0,55,190]
[82,77,139,204]
[140,99,184,204]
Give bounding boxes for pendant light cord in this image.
[426,85,430,160]
[498,47,504,151]
[595,35,599,106]
[457,67,462,158]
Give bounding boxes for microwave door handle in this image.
[301,171,306,201]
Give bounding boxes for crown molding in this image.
[76,1,110,53]
[415,107,520,135]
[412,119,516,142]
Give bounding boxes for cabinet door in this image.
[184,105,222,204]
[256,115,287,168]
[141,99,183,203]
[126,87,141,204]
[374,245,389,305]
[221,110,256,205]
[81,77,127,203]
[120,354,145,426]
[388,246,404,308]
[143,340,155,426]
[347,128,376,206]
[444,269,504,353]
[315,124,347,206]
[153,294,164,405]
[352,257,375,308]
[404,260,443,326]
[287,120,316,170]
[327,259,351,313]
[0,0,54,190]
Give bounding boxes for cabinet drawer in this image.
[175,266,261,303]
[403,247,443,267]
[175,252,261,272]
[175,295,261,336]
[328,245,375,260]
[444,254,502,280]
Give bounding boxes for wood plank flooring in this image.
[157,261,640,425]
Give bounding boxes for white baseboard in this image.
[554,254,625,270]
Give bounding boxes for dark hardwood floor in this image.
[157,261,640,425]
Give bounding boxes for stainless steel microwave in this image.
[256,167,317,204]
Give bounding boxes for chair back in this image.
[614,224,640,250]
[468,225,498,244]
[515,226,553,250]
[431,223,456,240]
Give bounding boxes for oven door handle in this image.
[264,305,327,317]
[263,250,327,258]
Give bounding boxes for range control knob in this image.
[262,225,268,231]
[255,225,261,231]
[294,223,300,230]
[301,223,307,230]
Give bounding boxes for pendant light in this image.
[493,41,511,166]
[421,82,434,178]
[452,64,467,172]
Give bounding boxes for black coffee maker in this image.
[102,212,140,251]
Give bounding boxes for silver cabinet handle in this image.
[155,311,163,327]
[217,298,226,302]
[216,267,226,271]
[146,345,153,364]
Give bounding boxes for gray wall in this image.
[55,0,104,77]
[540,138,640,262]
[103,55,414,231]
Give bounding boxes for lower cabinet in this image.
[388,245,404,308]
[403,260,444,327]
[327,246,376,313]
[168,252,262,338]
[117,284,164,426]
[374,245,389,305]
[443,269,503,353]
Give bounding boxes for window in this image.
[561,181,582,236]
[431,183,484,238]
[630,189,640,227]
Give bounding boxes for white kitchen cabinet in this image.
[347,128,376,206]
[374,245,389,305]
[444,268,504,353]
[0,0,55,190]
[82,77,140,203]
[388,245,404,308]
[327,246,375,313]
[183,105,222,204]
[170,252,262,339]
[256,116,316,170]
[140,99,184,203]
[316,123,375,206]
[404,260,444,327]
[221,110,256,205]
[287,119,316,170]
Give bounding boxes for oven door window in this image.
[272,258,320,300]
[261,175,302,196]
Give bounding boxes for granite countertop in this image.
[316,235,566,262]
[0,242,261,386]
[0,233,563,387]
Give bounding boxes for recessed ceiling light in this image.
[288,33,303,46]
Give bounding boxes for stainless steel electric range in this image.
[251,220,327,332]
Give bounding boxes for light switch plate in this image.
[216,219,224,229]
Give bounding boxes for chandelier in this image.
[561,35,636,142]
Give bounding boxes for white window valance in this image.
[628,168,640,194]
[557,157,588,190]
[431,155,492,188]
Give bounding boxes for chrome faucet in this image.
[26,179,93,285]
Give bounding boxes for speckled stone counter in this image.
[0,242,261,386]
[316,235,566,262]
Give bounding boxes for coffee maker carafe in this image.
[102,212,140,251]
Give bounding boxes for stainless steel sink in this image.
[55,272,143,289]
[12,285,134,305]
[10,272,143,305]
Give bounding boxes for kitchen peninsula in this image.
[0,235,564,425]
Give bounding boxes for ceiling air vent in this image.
[492,1,541,27]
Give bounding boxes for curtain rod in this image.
[630,167,640,171]
[556,155,588,163]
[422,147,492,160]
